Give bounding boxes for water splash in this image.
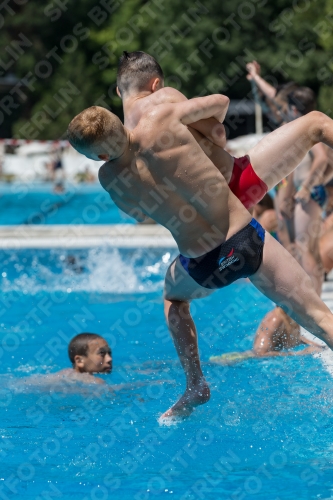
[0,247,176,295]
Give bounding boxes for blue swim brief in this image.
[179,218,265,290]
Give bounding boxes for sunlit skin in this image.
[211,307,324,366]
[70,98,333,420]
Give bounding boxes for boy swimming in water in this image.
[46,333,167,393]
[67,96,333,420]
[210,307,324,365]
[56,333,112,385]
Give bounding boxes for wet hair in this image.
[68,333,104,365]
[287,87,316,115]
[117,51,164,96]
[67,106,124,153]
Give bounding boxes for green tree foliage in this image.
[0,0,332,139]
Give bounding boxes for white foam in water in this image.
[1,247,175,295]
[158,415,182,427]
[315,348,333,379]
[0,374,100,395]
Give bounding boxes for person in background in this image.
[210,311,324,366]
[252,192,278,239]
[246,63,333,360]
[320,180,333,275]
[51,145,65,193]
[246,60,299,130]
[279,87,331,294]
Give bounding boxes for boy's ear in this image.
[151,78,162,93]
[116,86,122,98]
[74,355,85,368]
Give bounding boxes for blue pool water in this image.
[1,247,333,499]
[0,183,132,225]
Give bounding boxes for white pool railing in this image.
[0,224,177,249]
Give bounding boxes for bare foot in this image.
[159,380,210,420]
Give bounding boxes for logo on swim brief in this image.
[218,248,240,271]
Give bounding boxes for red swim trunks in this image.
[228,156,268,209]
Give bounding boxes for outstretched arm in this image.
[256,346,324,358]
[209,345,324,366]
[246,61,277,100]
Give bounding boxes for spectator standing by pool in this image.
[246,61,333,350]
[51,144,65,193]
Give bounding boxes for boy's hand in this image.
[209,122,226,148]
[246,61,261,80]
[294,185,311,206]
[190,118,226,148]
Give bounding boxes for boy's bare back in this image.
[123,87,234,182]
[99,99,251,257]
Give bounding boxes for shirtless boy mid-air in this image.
[67,98,333,420]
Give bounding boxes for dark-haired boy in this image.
[57,333,112,384]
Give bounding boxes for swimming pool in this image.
[0,183,132,225]
[1,246,333,499]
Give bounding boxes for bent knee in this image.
[308,110,331,142]
[164,297,190,321]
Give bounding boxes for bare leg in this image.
[161,257,214,419]
[294,199,324,295]
[162,232,333,419]
[248,111,333,190]
[163,299,210,418]
[250,232,333,348]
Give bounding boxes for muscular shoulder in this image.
[154,87,187,104]
[98,160,126,194]
[141,101,177,125]
[138,89,186,119]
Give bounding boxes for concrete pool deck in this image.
[0,224,177,249]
